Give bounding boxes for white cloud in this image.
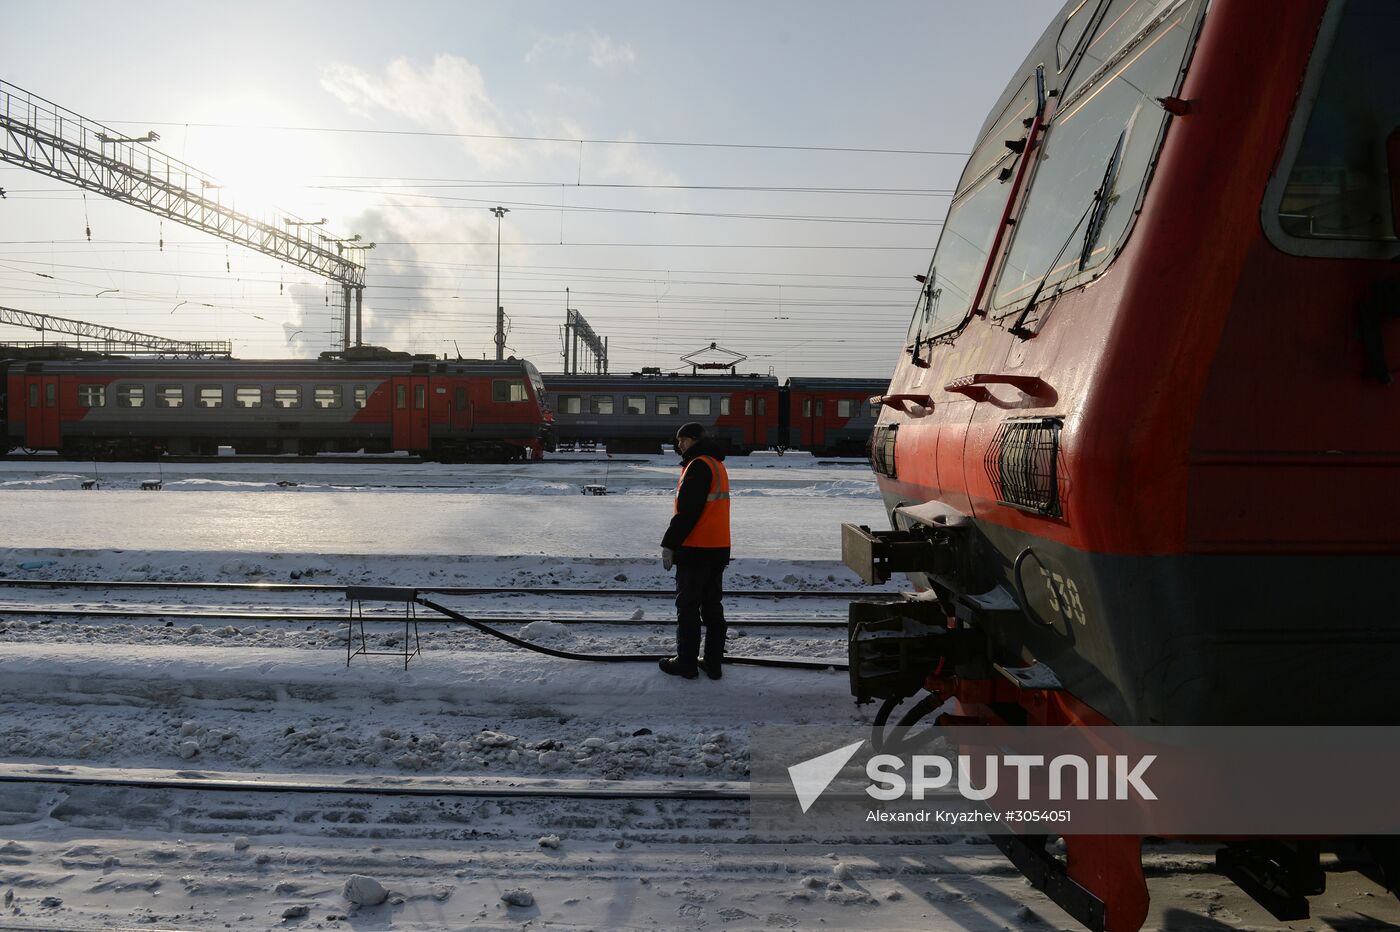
[320,55,518,168]
[526,30,636,73]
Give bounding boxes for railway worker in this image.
[659,422,730,681]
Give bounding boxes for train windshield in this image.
[522,361,548,406]
[906,74,1038,346]
[1275,0,1400,244]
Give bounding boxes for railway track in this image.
[0,578,870,599]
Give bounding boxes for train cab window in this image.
[116,384,145,408]
[198,386,224,409]
[1055,0,1096,72]
[657,395,680,415]
[590,395,614,415]
[492,379,528,402]
[235,386,262,408]
[870,402,881,418]
[354,385,368,409]
[1269,0,1400,249]
[907,73,1040,346]
[720,397,730,416]
[837,399,854,418]
[625,396,646,415]
[395,385,407,409]
[688,397,711,416]
[314,386,342,409]
[559,395,583,415]
[77,385,105,408]
[991,0,1205,314]
[156,385,184,409]
[274,386,302,409]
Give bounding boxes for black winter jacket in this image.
[661,439,731,566]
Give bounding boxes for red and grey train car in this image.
[3,353,549,461]
[542,371,886,455]
[842,0,1400,927]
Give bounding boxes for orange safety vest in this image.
[675,454,731,548]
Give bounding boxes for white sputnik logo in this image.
[788,740,865,813]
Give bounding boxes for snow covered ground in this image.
[0,454,1397,930]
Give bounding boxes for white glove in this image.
[662,547,675,571]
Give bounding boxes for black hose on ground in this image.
[415,596,847,671]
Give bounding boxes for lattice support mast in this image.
[0,305,231,356]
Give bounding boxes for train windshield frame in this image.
[1262,0,1400,259]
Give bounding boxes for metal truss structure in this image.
[0,79,368,349]
[563,303,608,374]
[0,306,231,357]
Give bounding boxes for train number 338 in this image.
[1039,568,1088,626]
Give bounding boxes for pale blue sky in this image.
[2,1,1062,376]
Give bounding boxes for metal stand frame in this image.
[345,586,421,669]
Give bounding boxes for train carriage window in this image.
[657,395,680,416]
[28,384,38,407]
[688,397,711,416]
[837,399,855,418]
[454,387,467,411]
[803,399,812,417]
[907,73,1040,345]
[560,395,583,415]
[492,379,528,402]
[198,386,224,409]
[156,385,184,409]
[235,386,262,408]
[45,383,56,407]
[414,385,426,410]
[590,395,614,415]
[396,385,407,409]
[870,402,882,418]
[77,384,105,408]
[1269,0,1400,247]
[625,396,646,414]
[744,398,753,416]
[991,0,1203,313]
[720,397,730,416]
[816,401,825,417]
[116,384,145,408]
[758,397,766,415]
[274,386,302,409]
[354,385,368,409]
[314,386,342,409]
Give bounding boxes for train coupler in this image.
[847,595,986,704]
[841,522,963,585]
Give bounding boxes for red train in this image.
[2,348,549,461]
[543,371,888,455]
[843,0,1400,927]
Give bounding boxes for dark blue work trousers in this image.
[674,561,726,666]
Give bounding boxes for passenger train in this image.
[543,371,887,455]
[842,0,1400,927]
[2,348,550,461]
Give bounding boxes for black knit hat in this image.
[676,422,705,440]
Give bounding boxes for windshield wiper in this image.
[1008,131,1126,339]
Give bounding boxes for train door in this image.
[449,381,474,435]
[390,376,429,451]
[23,374,60,449]
[807,396,826,452]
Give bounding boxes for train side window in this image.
[688,397,711,416]
[274,386,302,409]
[1267,0,1400,250]
[991,0,1204,313]
[492,379,527,402]
[354,385,368,409]
[156,385,184,409]
[395,385,407,410]
[757,397,766,415]
[657,395,680,416]
[837,399,854,418]
[816,401,825,417]
[560,395,583,415]
[314,386,342,409]
[77,384,105,408]
[454,387,467,410]
[591,395,614,415]
[116,384,145,408]
[625,396,646,414]
[744,398,753,416]
[803,399,812,417]
[235,386,262,408]
[870,402,881,418]
[414,385,426,409]
[1055,0,1097,73]
[45,383,56,407]
[720,397,730,416]
[198,386,224,408]
[28,384,38,407]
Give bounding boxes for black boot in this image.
[699,655,722,680]
[659,657,698,679]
